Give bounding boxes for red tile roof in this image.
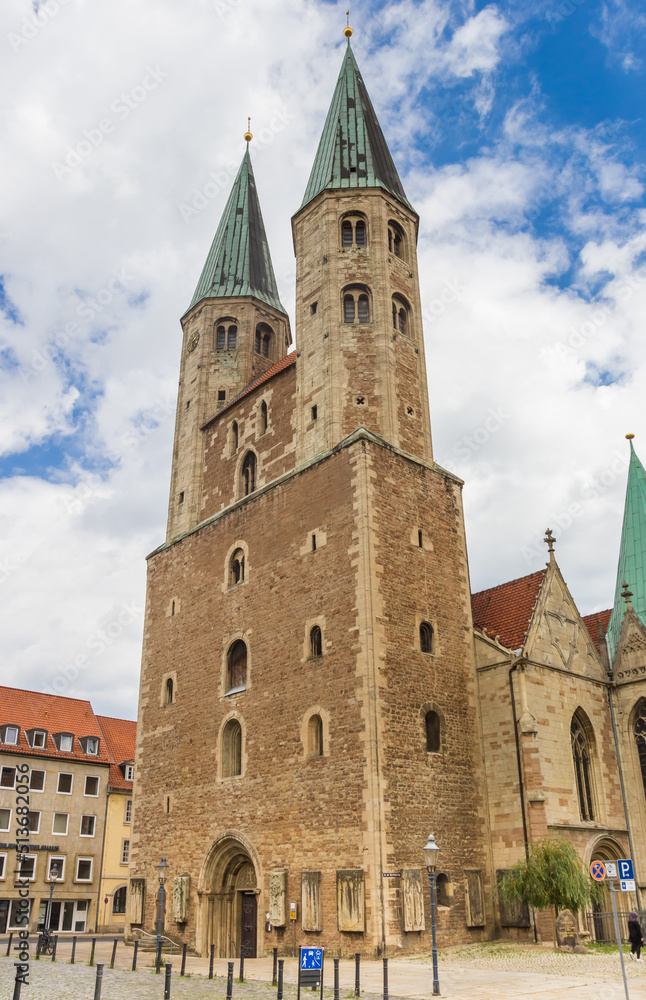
[471,569,547,650]
[96,715,137,790]
[202,352,296,428]
[582,608,612,654]
[0,686,110,765]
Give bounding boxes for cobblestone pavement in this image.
[2,944,646,999]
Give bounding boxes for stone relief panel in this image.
[301,871,322,932]
[237,862,257,889]
[269,870,287,926]
[401,868,425,932]
[173,875,190,923]
[337,870,365,932]
[128,878,145,924]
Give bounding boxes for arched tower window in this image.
[260,401,268,434]
[216,325,226,350]
[425,710,441,752]
[230,549,245,587]
[222,719,242,777]
[388,221,405,259]
[308,714,324,757]
[634,700,646,800]
[344,294,355,324]
[392,294,411,336]
[420,621,434,654]
[340,214,368,249]
[255,323,273,358]
[342,286,371,324]
[342,220,353,247]
[216,318,237,351]
[310,625,322,659]
[226,640,247,694]
[571,712,595,821]
[241,452,256,496]
[164,677,174,706]
[227,325,237,350]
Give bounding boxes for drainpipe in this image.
[508,657,537,941]
[95,786,111,932]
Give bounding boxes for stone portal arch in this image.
[198,833,261,958]
[587,834,634,936]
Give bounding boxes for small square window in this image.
[59,734,73,752]
[30,770,45,791]
[0,767,16,789]
[57,773,73,794]
[48,856,65,881]
[52,813,69,835]
[27,811,40,833]
[32,731,46,749]
[84,776,99,797]
[4,726,19,745]
[80,815,96,837]
[218,390,226,401]
[76,858,93,881]
[311,405,318,421]
[0,809,10,832]
[310,301,318,315]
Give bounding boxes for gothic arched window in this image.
[634,701,646,800]
[571,712,595,821]
[241,452,256,496]
[310,625,322,659]
[230,549,245,587]
[420,621,434,654]
[226,640,247,693]
[222,719,242,777]
[425,710,441,753]
[308,714,324,757]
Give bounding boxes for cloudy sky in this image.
[1,0,645,719]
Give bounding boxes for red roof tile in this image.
[96,715,137,790]
[582,608,612,654]
[0,686,110,765]
[471,569,547,650]
[202,352,296,428]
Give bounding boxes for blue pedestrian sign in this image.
[617,859,634,881]
[301,948,323,970]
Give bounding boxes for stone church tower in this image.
[128,33,491,957]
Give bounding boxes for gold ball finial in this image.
[244,116,252,143]
[626,433,635,440]
[344,9,353,38]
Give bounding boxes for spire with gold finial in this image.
[544,527,556,560]
[244,116,253,143]
[344,9,353,40]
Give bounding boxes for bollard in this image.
[110,938,118,969]
[180,942,187,976]
[209,943,215,980]
[355,953,361,997]
[227,960,234,1000]
[272,946,278,986]
[89,937,96,967]
[6,932,13,957]
[277,958,284,1000]
[51,935,58,962]
[156,938,162,974]
[239,944,245,982]
[94,963,104,1000]
[132,938,139,972]
[35,936,42,960]
[164,962,172,999]
[334,958,340,1000]
[12,972,22,1000]
[70,935,77,964]
[382,958,389,1000]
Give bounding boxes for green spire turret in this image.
[300,43,414,213]
[188,144,286,314]
[608,436,646,658]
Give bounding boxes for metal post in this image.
[132,937,139,971]
[209,943,215,980]
[382,958,389,1000]
[277,958,284,1000]
[71,936,77,964]
[89,937,96,967]
[6,932,13,957]
[94,963,104,1000]
[35,936,42,960]
[180,942,187,976]
[426,869,440,996]
[156,938,163,974]
[610,881,630,1000]
[272,946,278,985]
[164,962,172,999]
[227,959,235,1000]
[110,938,118,969]
[51,935,58,962]
[239,944,245,982]
[45,880,55,934]
[334,958,340,1000]
[12,974,22,1000]
[354,953,360,997]
[156,881,165,973]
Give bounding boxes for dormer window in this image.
[80,736,100,756]
[124,763,134,782]
[2,726,19,746]
[29,730,47,749]
[54,733,74,753]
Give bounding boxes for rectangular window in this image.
[48,855,65,881]
[4,726,19,745]
[59,734,73,752]
[0,808,11,831]
[52,813,69,835]
[121,839,130,865]
[0,853,6,879]
[27,811,40,833]
[9,899,32,929]
[311,405,318,421]
[85,737,98,755]
[125,764,134,781]
[80,815,96,837]
[310,301,318,315]
[74,899,87,931]
[18,855,36,880]
[124,799,132,824]
[57,772,73,794]
[0,767,16,788]
[76,857,93,882]
[84,775,99,797]
[30,769,45,791]
[32,730,46,748]
[217,390,226,401]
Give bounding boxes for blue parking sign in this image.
[618,859,634,880]
[301,948,323,971]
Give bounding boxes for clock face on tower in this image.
[187,332,200,353]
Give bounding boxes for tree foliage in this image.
[497,837,604,918]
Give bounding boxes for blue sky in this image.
[1,0,645,717]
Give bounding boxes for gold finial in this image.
[344,9,353,38]
[244,117,253,143]
[626,433,635,440]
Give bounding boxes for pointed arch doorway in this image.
[200,835,260,958]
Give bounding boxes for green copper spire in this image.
[608,436,646,658]
[300,42,414,212]
[189,144,286,314]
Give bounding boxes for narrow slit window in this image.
[418,530,423,548]
[344,294,355,324]
[226,640,247,693]
[420,621,434,654]
[227,325,237,350]
[355,220,366,246]
[310,625,322,658]
[260,401,268,434]
[216,326,226,350]
[165,678,174,705]
[308,715,324,757]
[357,294,370,323]
[425,710,441,752]
[342,221,353,247]
[241,452,256,496]
[311,405,318,421]
[222,719,242,776]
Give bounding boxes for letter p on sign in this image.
[618,859,634,880]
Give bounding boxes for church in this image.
[127,28,646,956]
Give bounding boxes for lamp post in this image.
[45,861,61,933]
[156,857,169,973]
[423,834,440,996]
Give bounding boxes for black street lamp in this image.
[45,861,61,933]
[156,857,169,973]
[423,834,440,996]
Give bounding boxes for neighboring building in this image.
[0,688,136,935]
[127,29,646,957]
[96,715,136,933]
